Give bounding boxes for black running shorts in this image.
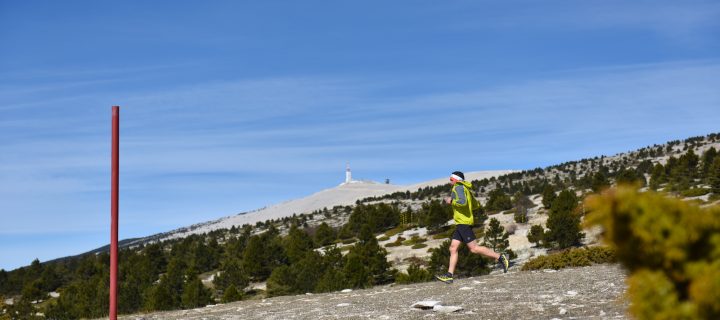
[451,224,476,243]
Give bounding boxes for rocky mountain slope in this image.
[128,170,515,244]
[118,264,628,320]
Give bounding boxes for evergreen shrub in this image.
[680,188,710,197]
[521,246,616,271]
[585,186,720,319]
[395,263,432,284]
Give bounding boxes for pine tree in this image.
[242,237,261,279]
[709,157,720,194]
[181,276,213,309]
[527,225,545,247]
[649,164,667,191]
[483,218,510,252]
[0,269,7,295]
[242,235,272,280]
[285,224,314,263]
[313,222,337,247]
[146,280,174,311]
[315,268,347,293]
[546,189,584,249]
[39,263,62,292]
[541,185,556,209]
[669,149,699,191]
[223,235,246,262]
[343,226,390,288]
[21,279,46,302]
[486,189,512,212]
[213,258,249,293]
[512,191,533,223]
[221,284,242,303]
[701,147,718,179]
[118,273,144,314]
[591,171,610,193]
[266,265,295,297]
[314,246,347,293]
[422,200,451,231]
[616,166,644,186]
[290,251,325,293]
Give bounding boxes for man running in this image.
[435,171,509,284]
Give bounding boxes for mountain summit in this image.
[161,170,514,241]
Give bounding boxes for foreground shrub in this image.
[585,186,720,320]
[521,246,616,271]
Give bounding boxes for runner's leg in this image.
[466,241,500,260]
[448,239,461,274]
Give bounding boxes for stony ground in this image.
[119,264,628,320]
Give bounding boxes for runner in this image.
[435,171,509,284]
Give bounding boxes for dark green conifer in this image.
[546,189,584,249]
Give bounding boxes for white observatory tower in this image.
[345,163,352,184]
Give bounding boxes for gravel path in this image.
[120,264,628,320]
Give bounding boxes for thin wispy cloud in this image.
[3,60,718,236]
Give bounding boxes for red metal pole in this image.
[110,106,119,320]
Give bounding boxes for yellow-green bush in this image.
[585,186,720,319]
[680,187,711,197]
[402,235,427,246]
[384,226,409,237]
[521,246,616,271]
[384,236,405,248]
[431,227,455,239]
[395,263,432,284]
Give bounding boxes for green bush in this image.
[384,236,405,248]
[384,226,408,238]
[411,243,428,249]
[395,263,432,284]
[377,236,390,242]
[431,227,454,239]
[585,186,720,319]
[527,225,545,247]
[521,246,616,271]
[680,187,710,197]
[221,284,242,303]
[402,235,427,246]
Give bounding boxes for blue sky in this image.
[1,0,719,270]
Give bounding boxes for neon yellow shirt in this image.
[451,180,479,225]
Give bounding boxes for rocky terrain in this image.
[119,264,628,320]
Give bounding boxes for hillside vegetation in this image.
[1,132,719,319]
